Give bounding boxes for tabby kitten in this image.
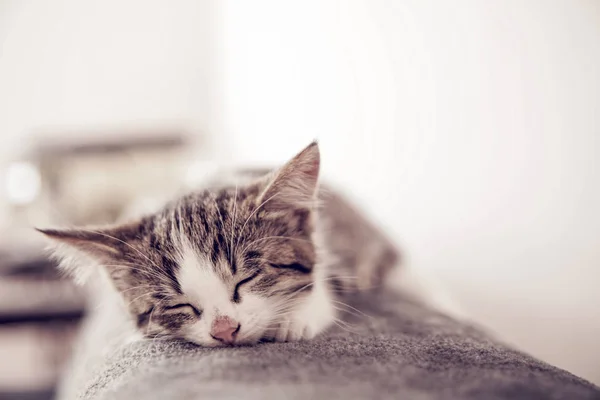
[39,142,399,346]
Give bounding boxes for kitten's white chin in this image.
[269,274,335,342]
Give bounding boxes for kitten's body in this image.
[42,143,401,346]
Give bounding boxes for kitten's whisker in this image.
[329,284,382,294]
[267,299,310,317]
[242,317,270,332]
[240,320,271,339]
[333,317,357,329]
[276,275,350,301]
[269,305,304,317]
[324,275,361,281]
[273,283,317,303]
[93,283,161,311]
[331,305,367,320]
[120,287,172,306]
[123,291,174,311]
[122,289,175,309]
[116,262,174,282]
[176,198,184,237]
[332,318,360,335]
[124,291,156,307]
[250,299,307,327]
[99,264,175,286]
[330,300,373,319]
[121,266,176,286]
[117,284,155,295]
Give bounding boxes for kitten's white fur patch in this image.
[175,239,238,346]
[177,245,233,315]
[175,235,335,345]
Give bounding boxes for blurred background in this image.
[0,0,599,398]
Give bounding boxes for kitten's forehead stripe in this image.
[230,258,237,275]
[210,238,220,264]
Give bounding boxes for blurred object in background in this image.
[1,126,218,252]
[3,128,203,234]
[0,127,210,399]
[0,251,81,400]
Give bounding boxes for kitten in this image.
[38,142,400,346]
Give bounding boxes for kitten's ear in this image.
[259,141,321,210]
[36,224,136,284]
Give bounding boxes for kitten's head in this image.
[39,142,323,346]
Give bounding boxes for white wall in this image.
[217,0,600,383]
[0,0,217,225]
[0,0,214,156]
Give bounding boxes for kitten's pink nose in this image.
[210,316,240,344]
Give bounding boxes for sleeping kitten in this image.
[39,142,400,346]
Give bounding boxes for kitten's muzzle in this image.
[210,316,240,344]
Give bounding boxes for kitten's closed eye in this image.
[164,303,202,317]
[232,272,260,303]
[270,263,311,274]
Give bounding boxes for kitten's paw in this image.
[265,275,335,343]
[273,318,315,342]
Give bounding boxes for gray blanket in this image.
[64,291,599,400]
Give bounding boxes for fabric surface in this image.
[63,291,600,400]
